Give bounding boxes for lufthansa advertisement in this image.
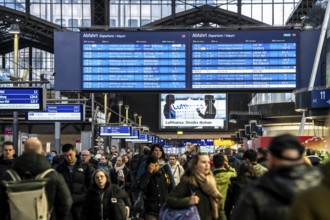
[160,93,226,130]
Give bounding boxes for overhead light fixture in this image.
[8,24,20,34]
[229,119,237,124]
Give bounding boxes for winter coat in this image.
[227,156,242,172]
[56,158,95,205]
[169,162,184,185]
[136,160,175,189]
[231,164,322,220]
[224,175,257,219]
[213,167,237,208]
[167,179,213,220]
[138,168,172,216]
[110,165,132,193]
[0,157,15,180]
[82,182,131,220]
[0,153,73,220]
[288,162,330,220]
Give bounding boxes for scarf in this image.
[158,158,166,168]
[115,164,125,179]
[194,171,222,219]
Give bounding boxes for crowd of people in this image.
[0,133,329,220]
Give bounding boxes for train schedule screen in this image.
[81,31,188,90]
[191,30,299,89]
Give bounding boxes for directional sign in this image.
[99,126,131,136]
[26,104,85,122]
[311,88,330,109]
[113,128,139,139]
[0,88,45,111]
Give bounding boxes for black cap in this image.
[268,134,305,161]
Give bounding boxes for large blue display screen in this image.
[0,88,45,111]
[191,30,299,89]
[79,30,299,90]
[82,32,188,90]
[26,104,84,122]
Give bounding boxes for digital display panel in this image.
[0,88,45,111]
[81,31,188,90]
[127,133,149,143]
[26,104,85,122]
[311,88,330,109]
[160,93,226,130]
[79,30,299,91]
[191,30,299,89]
[99,126,131,136]
[113,128,140,139]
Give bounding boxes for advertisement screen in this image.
[160,93,226,130]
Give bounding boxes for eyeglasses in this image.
[82,154,90,156]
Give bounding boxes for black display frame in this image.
[80,29,300,91]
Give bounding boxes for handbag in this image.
[159,186,200,220]
[159,204,200,220]
[133,191,145,213]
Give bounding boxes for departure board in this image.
[26,104,85,122]
[191,30,299,89]
[99,125,132,136]
[81,31,188,90]
[0,88,45,111]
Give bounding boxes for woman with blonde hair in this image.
[166,153,222,220]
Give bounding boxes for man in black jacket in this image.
[0,138,73,220]
[56,144,95,220]
[0,141,16,180]
[231,134,322,220]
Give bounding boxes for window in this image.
[128,19,138,27]
[141,19,150,26]
[81,19,91,27]
[68,19,79,28]
[55,19,66,27]
[110,19,116,27]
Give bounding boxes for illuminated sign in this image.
[0,88,45,111]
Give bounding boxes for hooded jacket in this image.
[0,153,73,220]
[231,164,321,220]
[213,167,237,208]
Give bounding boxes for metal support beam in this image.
[54,91,61,154]
[299,0,330,135]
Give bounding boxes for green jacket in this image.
[253,163,268,177]
[213,167,237,208]
[167,179,213,220]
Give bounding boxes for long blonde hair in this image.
[181,153,211,186]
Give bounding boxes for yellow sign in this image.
[214,139,234,146]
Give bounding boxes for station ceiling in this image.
[0,1,318,55]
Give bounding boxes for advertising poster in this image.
[160,93,226,130]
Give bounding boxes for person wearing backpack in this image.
[0,138,73,220]
[82,169,131,220]
[56,143,95,220]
